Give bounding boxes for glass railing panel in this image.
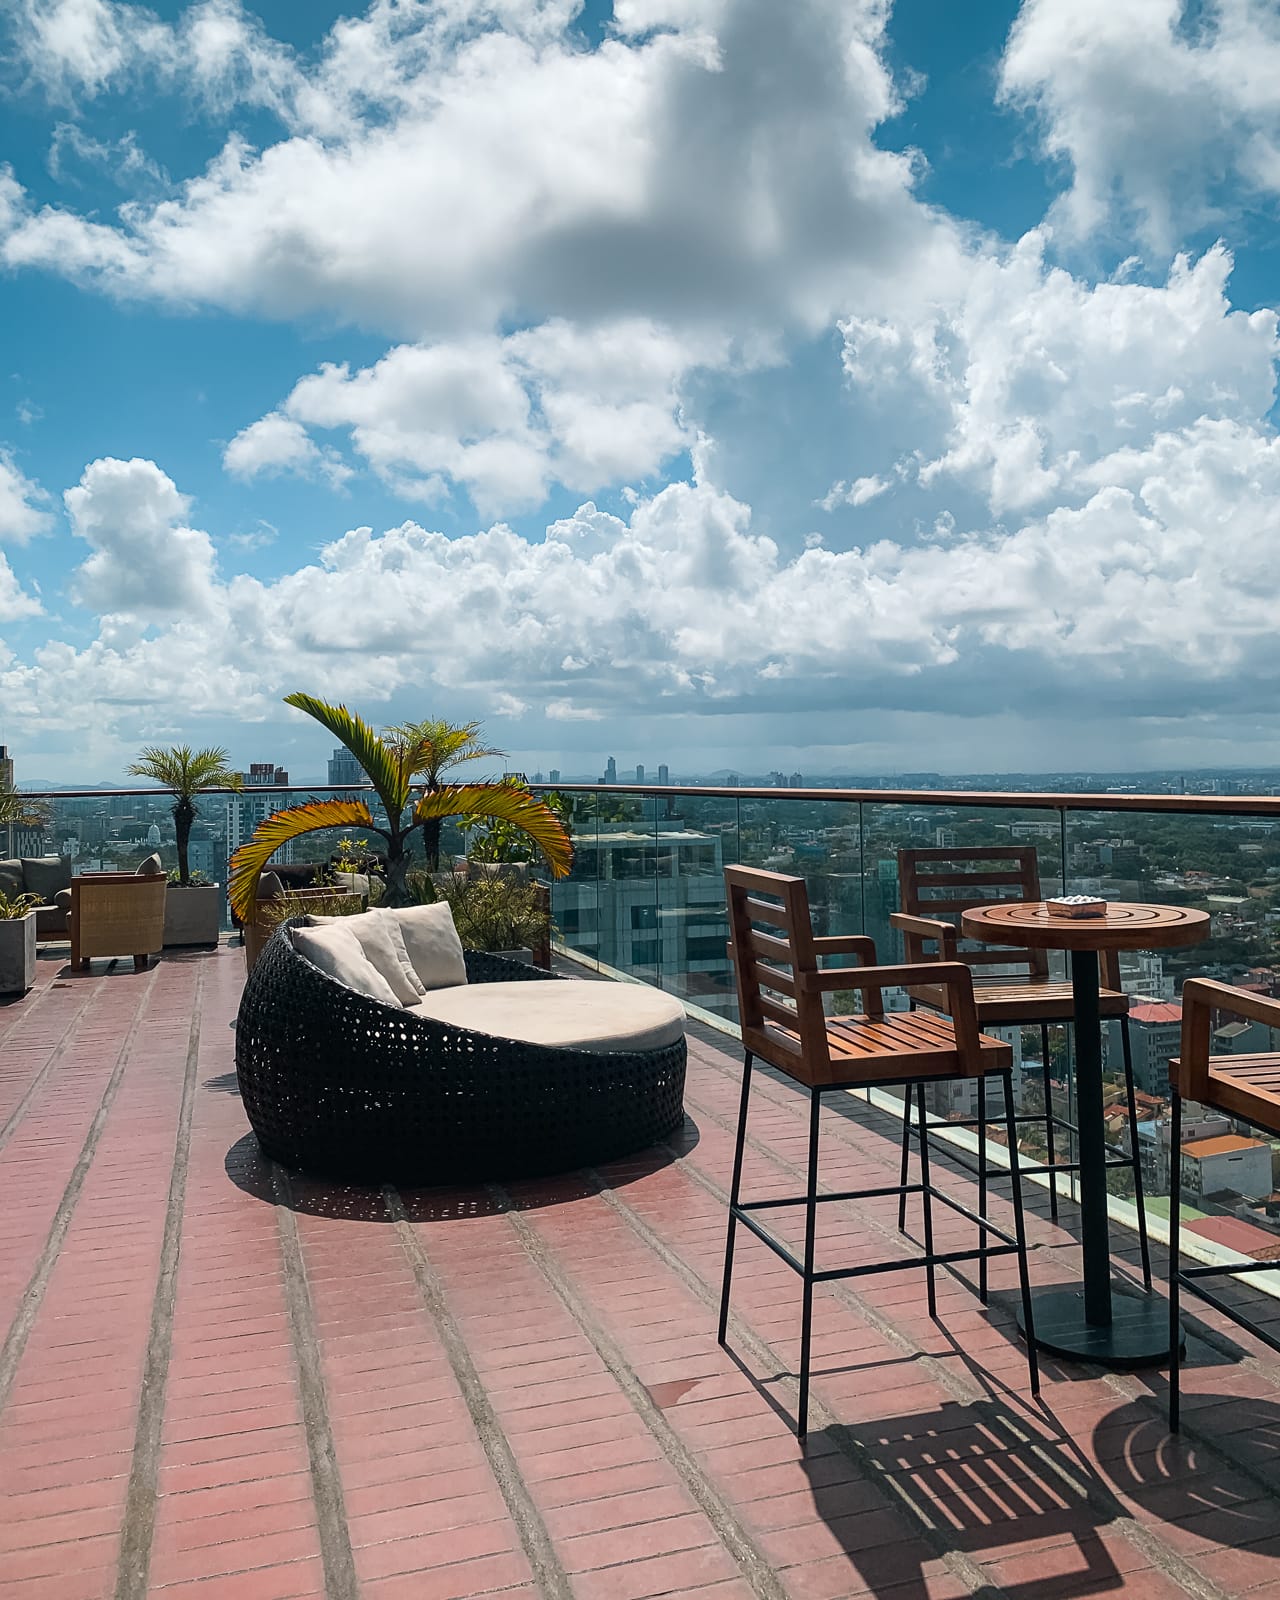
[551,790,662,988]
[549,789,601,969]
[654,792,740,1024]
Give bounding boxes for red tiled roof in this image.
[1130,1001,1182,1024]
[1185,1215,1280,1260]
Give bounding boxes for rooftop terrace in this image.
[6,941,1280,1600]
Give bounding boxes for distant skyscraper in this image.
[657,764,669,786]
[604,757,617,785]
[549,769,561,785]
[328,747,363,786]
[243,762,289,786]
[0,745,12,789]
[789,772,803,788]
[635,764,644,783]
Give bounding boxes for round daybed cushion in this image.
[404,978,685,1053]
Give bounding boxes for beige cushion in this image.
[306,909,425,1006]
[22,856,72,899]
[257,872,286,901]
[405,979,685,1053]
[292,922,401,1008]
[136,852,164,877]
[390,903,467,992]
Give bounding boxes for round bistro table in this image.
[960,901,1209,1367]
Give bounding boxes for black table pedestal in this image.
[1016,1285,1180,1367]
[1018,947,1174,1369]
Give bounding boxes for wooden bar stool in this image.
[892,846,1151,1293]
[1169,980,1280,1430]
[721,866,1039,1437]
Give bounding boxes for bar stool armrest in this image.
[890,912,958,962]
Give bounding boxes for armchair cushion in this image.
[53,888,72,913]
[291,922,401,1008]
[0,858,23,900]
[21,856,71,900]
[136,852,163,877]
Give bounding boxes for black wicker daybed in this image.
[235,919,688,1185]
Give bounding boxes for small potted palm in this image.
[0,888,39,995]
[128,745,242,947]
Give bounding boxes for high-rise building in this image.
[657,764,669,786]
[789,772,803,788]
[635,765,645,783]
[549,769,561,785]
[0,745,13,789]
[242,762,289,786]
[328,747,363,786]
[604,757,617,785]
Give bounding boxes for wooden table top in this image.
[960,901,1211,952]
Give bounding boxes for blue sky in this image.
[1,0,1279,783]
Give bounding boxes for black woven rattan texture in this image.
[235,920,688,1184]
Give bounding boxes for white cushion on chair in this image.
[388,902,467,992]
[292,922,401,1008]
[404,979,685,1052]
[305,908,425,1005]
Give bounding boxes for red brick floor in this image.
[5,944,1280,1600]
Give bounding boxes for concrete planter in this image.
[0,911,37,995]
[162,884,223,948]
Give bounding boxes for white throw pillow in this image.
[391,902,468,991]
[292,922,401,1007]
[306,909,425,1005]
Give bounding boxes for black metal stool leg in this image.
[1120,1017,1152,1292]
[1002,1068,1040,1395]
[1169,1089,1183,1432]
[977,1076,988,1305]
[916,1084,937,1319]
[797,1087,822,1437]
[897,1089,913,1233]
[718,1051,754,1346]
[1041,1023,1058,1221]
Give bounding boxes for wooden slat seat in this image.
[719,865,1038,1437]
[906,976,1131,1024]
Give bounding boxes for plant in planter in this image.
[127,745,242,947]
[229,695,572,921]
[0,888,40,995]
[412,872,551,959]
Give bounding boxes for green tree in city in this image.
[127,745,242,886]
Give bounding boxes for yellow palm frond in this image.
[229,799,375,922]
[283,693,408,819]
[412,784,573,878]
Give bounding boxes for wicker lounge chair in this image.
[70,872,168,971]
[235,919,688,1184]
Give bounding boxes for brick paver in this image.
[3,941,1280,1599]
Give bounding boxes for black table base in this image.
[1016,1284,1183,1368]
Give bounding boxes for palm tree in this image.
[381,717,505,870]
[228,695,571,920]
[127,746,243,885]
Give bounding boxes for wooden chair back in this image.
[898,846,1050,980]
[725,865,888,1085]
